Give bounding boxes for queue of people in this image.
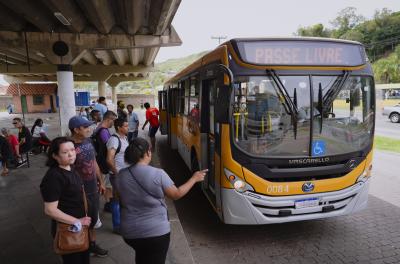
[39,99,206,264]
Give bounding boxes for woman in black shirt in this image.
[40,137,91,264]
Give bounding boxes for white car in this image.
[382,103,400,123]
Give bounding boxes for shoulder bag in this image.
[53,185,89,255]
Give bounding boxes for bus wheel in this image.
[390,113,400,123]
[191,155,199,174]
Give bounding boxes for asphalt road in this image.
[375,110,400,139]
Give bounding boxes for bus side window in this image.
[189,76,199,123]
[184,79,190,115]
[179,81,185,114]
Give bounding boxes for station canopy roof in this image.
[0,0,182,87]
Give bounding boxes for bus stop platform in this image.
[0,139,195,264]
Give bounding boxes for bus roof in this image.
[225,37,364,47]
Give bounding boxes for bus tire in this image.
[390,112,400,123]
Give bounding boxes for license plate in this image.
[295,198,319,209]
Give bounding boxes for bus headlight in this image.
[224,168,254,193]
[357,164,372,183]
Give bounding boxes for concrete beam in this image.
[0,0,58,32]
[2,64,153,83]
[113,0,144,35]
[0,64,153,76]
[0,57,19,65]
[83,51,98,65]
[0,29,182,52]
[42,0,87,33]
[107,76,146,88]
[143,47,160,66]
[8,48,49,64]
[3,73,148,86]
[94,50,113,66]
[75,0,115,34]
[128,49,142,66]
[70,50,87,65]
[3,75,100,83]
[150,0,182,35]
[0,29,182,65]
[0,4,26,31]
[0,50,31,64]
[111,49,128,66]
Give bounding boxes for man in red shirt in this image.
[142,102,159,150]
[1,128,21,165]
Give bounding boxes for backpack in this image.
[91,128,121,174]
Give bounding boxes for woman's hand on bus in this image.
[165,169,208,200]
[191,169,208,182]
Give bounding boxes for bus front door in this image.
[201,78,222,213]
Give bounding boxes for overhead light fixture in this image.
[54,12,71,26]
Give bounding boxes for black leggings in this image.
[124,233,170,264]
[61,250,90,264]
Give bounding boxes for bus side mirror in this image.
[215,85,232,124]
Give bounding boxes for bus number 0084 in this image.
[267,185,289,193]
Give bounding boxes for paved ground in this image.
[0,111,194,264]
[369,151,400,208]
[1,111,400,264]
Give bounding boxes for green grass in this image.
[374,135,400,153]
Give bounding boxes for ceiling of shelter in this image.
[0,0,182,86]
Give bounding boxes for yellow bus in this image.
[159,38,375,224]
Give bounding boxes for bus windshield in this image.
[232,75,374,157]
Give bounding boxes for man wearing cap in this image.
[69,116,108,258]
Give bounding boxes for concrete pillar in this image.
[57,64,75,136]
[112,86,118,105]
[98,81,106,97]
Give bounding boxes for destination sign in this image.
[237,40,365,66]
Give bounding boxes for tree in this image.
[374,8,392,27]
[296,23,331,37]
[373,46,400,83]
[330,7,365,38]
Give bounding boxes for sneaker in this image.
[103,202,111,213]
[16,162,25,168]
[90,242,108,258]
[94,218,102,229]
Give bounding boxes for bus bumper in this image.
[221,179,370,225]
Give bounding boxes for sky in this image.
[155,0,400,63]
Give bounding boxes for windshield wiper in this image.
[267,69,298,138]
[322,70,350,113]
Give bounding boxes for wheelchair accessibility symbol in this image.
[312,140,326,157]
